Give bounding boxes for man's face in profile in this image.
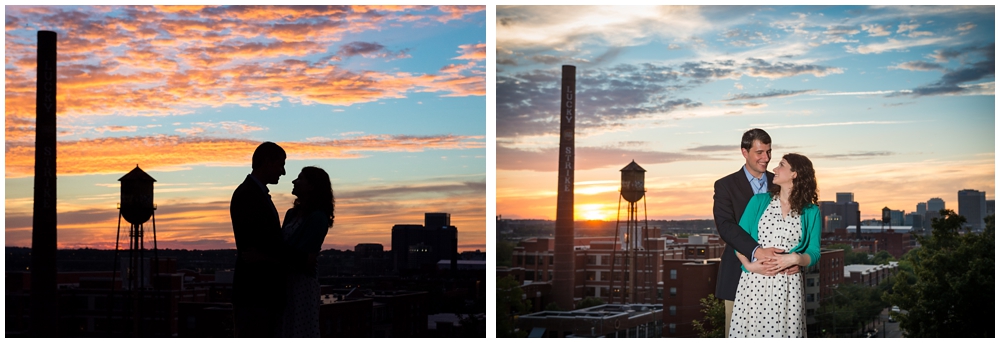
[262,157,286,185]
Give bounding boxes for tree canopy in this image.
[691,294,726,338]
[497,275,531,338]
[884,211,994,337]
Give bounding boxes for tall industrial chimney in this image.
[553,65,576,310]
[31,30,58,336]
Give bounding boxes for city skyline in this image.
[5,6,487,251]
[497,6,994,222]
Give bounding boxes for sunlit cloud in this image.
[846,37,950,54]
[5,134,484,178]
[4,5,485,127]
[751,121,912,130]
[454,43,486,60]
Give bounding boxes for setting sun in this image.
[578,203,613,221]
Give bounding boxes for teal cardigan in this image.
[737,193,821,272]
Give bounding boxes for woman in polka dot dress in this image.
[279,166,334,337]
[729,153,821,338]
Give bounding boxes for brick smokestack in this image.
[31,30,58,336]
[553,65,576,310]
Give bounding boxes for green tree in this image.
[691,294,726,338]
[884,211,994,337]
[496,240,515,267]
[826,244,872,265]
[815,282,888,337]
[871,250,894,265]
[497,275,531,337]
[576,296,605,309]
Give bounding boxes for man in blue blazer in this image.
[712,129,785,336]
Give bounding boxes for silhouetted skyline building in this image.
[391,213,458,274]
[355,243,390,275]
[916,202,927,215]
[927,197,945,213]
[819,198,859,231]
[889,209,904,226]
[958,189,987,230]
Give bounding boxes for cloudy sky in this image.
[5,5,486,251]
[497,6,994,222]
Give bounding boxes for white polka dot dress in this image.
[279,213,322,338]
[729,196,807,338]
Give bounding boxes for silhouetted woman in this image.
[280,166,334,337]
[730,153,821,337]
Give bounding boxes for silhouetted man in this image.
[231,141,287,337]
[713,128,784,337]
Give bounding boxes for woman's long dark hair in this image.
[768,153,818,215]
[293,166,334,227]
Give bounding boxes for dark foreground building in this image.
[391,213,458,274]
[517,304,663,338]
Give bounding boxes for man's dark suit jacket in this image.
[230,175,285,309]
[713,167,774,301]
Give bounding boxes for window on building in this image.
[516,255,522,265]
[525,272,534,281]
[669,323,676,334]
[807,309,815,316]
[807,294,815,302]
[600,272,608,281]
[807,278,815,287]
[587,287,596,297]
[669,305,676,316]
[525,256,535,265]
[698,248,706,255]
[686,248,695,256]
[670,287,677,296]
[549,256,554,264]
[587,271,596,281]
[670,269,677,280]
[587,256,597,265]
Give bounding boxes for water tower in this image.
[609,160,652,304]
[110,165,159,336]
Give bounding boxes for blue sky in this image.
[5,5,486,251]
[496,5,994,221]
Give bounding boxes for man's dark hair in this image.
[740,128,771,151]
[252,141,286,170]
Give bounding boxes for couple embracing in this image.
[230,142,335,337]
[714,129,821,338]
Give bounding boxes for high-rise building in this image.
[818,199,859,230]
[391,213,458,273]
[355,243,390,275]
[904,213,923,229]
[890,210,905,226]
[927,198,945,213]
[824,214,842,233]
[836,192,854,204]
[958,189,987,230]
[916,202,927,215]
[988,200,995,218]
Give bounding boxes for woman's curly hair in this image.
[293,166,334,228]
[768,153,818,215]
